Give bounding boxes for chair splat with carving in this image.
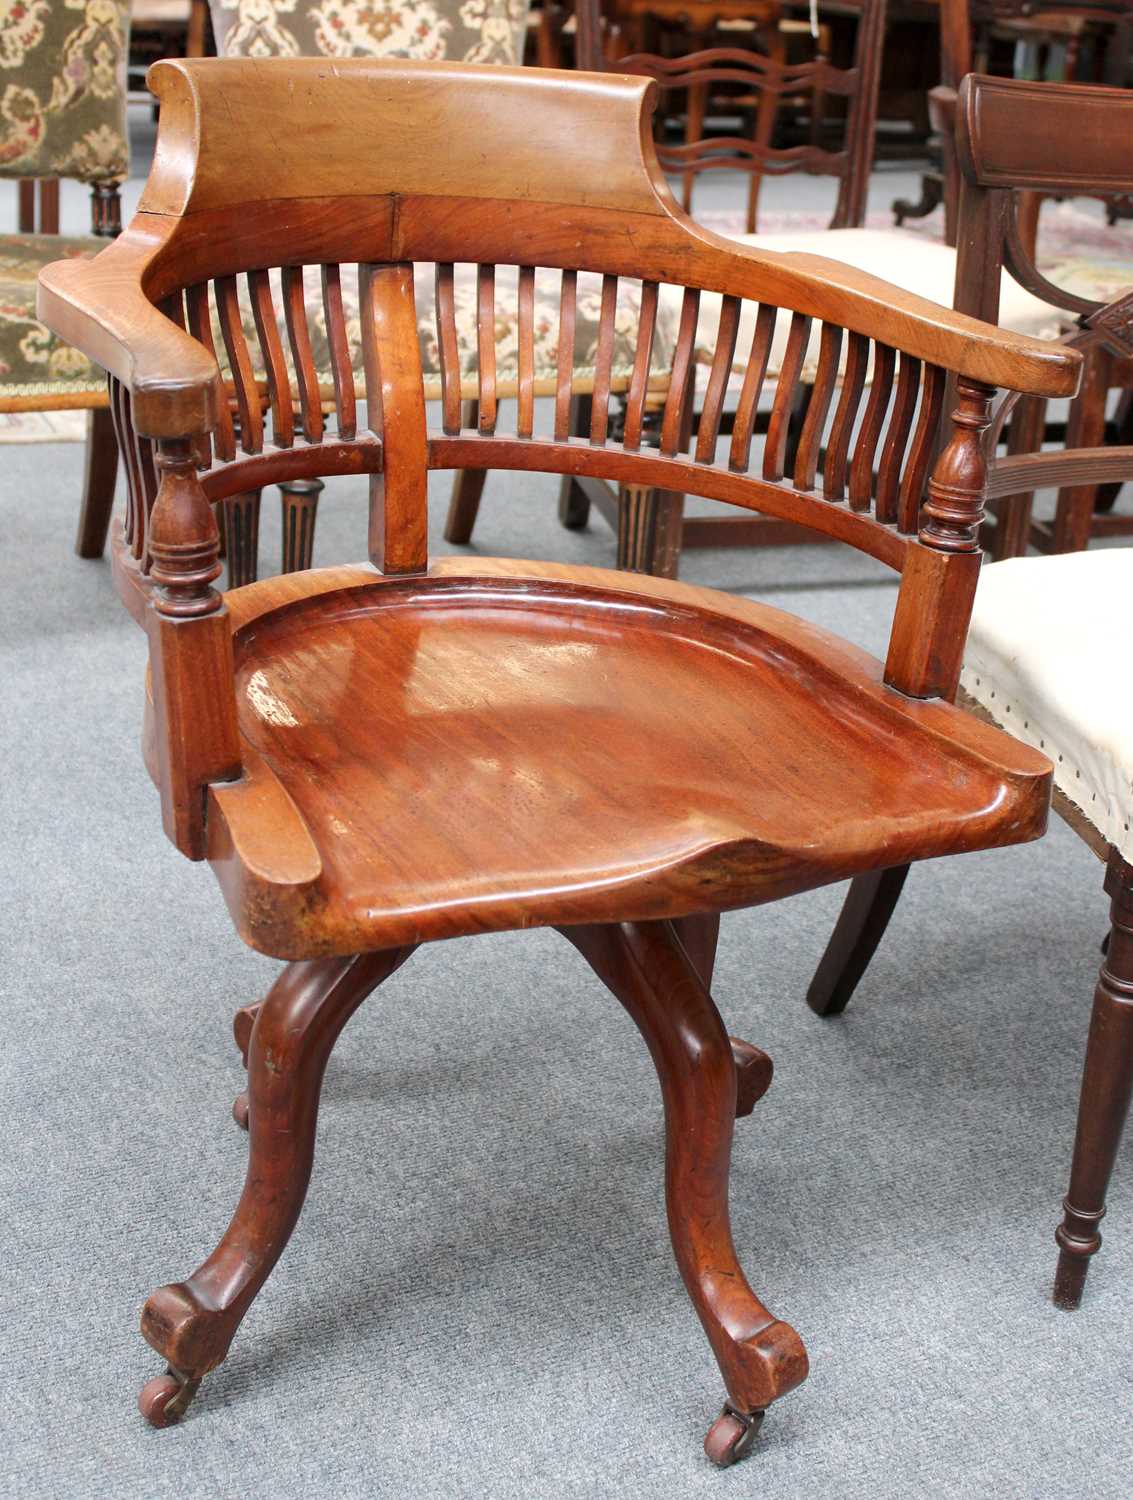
[38,57,1079,1463]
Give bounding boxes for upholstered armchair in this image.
[0,0,131,558]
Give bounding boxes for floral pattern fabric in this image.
[0,233,106,400]
[209,0,530,64]
[0,1,130,184]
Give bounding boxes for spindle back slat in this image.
[624,280,659,452]
[898,363,947,535]
[876,354,922,524]
[823,331,869,502]
[477,263,498,435]
[696,295,741,465]
[589,274,619,446]
[281,266,324,446]
[248,269,294,450]
[764,313,812,482]
[321,264,358,440]
[660,288,701,458]
[214,275,263,455]
[794,322,843,493]
[849,342,896,511]
[729,303,777,473]
[517,265,536,440]
[554,269,578,443]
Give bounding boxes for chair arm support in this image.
[36,223,220,439]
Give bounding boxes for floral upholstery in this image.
[0,1,130,184]
[211,263,674,406]
[0,234,107,402]
[209,0,530,64]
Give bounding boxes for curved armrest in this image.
[36,222,220,438]
[927,83,957,138]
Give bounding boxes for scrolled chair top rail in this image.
[37,58,1081,440]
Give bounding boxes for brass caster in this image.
[704,1405,765,1467]
[232,1091,249,1131]
[138,1368,201,1428]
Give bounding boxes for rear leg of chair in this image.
[807,866,910,1017]
[74,406,119,558]
[560,919,807,1464]
[672,914,773,1116]
[1054,854,1133,1309]
[558,395,593,529]
[279,479,323,573]
[230,1001,263,1131]
[223,490,262,589]
[444,399,487,544]
[137,947,414,1427]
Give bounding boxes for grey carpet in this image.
[2,439,1131,1500]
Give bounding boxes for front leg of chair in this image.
[444,398,488,544]
[1054,854,1133,1309]
[137,947,414,1427]
[671,914,772,1116]
[279,478,323,573]
[74,406,120,559]
[222,490,262,589]
[560,920,807,1464]
[806,866,910,1017]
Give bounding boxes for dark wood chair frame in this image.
[807,71,1133,1312]
[39,56,1078,1462]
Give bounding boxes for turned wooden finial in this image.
[920,377,996,552]
[147,438,223,618]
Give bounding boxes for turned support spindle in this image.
[146,438,241,858]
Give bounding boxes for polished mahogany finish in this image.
[39,58,1078,1460]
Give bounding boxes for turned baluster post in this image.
[884,377,996,702]
[146,438,242,858]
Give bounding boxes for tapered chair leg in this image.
[806,866,910,1017]
[444,398,487,544]
[1054,854,1133,1309]
[74,406,119,558]
[560,919,807,1464]
[222,490,262,589]
[279,478,323,573]
[137,947,414,1427]
[672,914,773,1116]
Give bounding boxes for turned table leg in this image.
[560,919,807,1465]
[1054,853,1133,1308]
[138,947,414,1426]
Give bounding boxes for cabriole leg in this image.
[672,914,773,1116]
[1054,854,1133,1308]
[806,866,910,1017]
[137,947,414,1427]
[560,919,807,1464]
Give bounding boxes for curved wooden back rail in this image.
[612,0,887,230]
[39,58,1079,858]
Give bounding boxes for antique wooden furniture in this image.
[0,1,130,558]
[949,72,1133,554]
[130,1,210,80]
[895,1,1133,243]
[38,56,1079,1460]
[802,73,1133,1308]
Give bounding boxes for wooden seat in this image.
[38,57,1080,1464]
[207,559,1052,955]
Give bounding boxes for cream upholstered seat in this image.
[960,549,1133,859]
[681,228,1066,381]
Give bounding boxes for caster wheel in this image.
[704,1406,764,1467]
[232,1091,250,1131]
[138,1371,199,1428]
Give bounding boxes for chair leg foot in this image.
[704,1404,765,1466]
[138,948,414,1422]
[806,866,910,1017]
[560,918,808,1439]
[1052,853,1133,1309]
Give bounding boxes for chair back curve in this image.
[37,58,1083,857]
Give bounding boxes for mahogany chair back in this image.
[590,0,887,231]
[37,59,1079,854]
[952,71,1133,552]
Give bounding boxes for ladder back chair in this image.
[802,72,1133,1309]
[0,0,130,558]
[39,56,1079,1462]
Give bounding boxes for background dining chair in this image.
[0,1,131,559]
[802,71,1133,1309]
[39,55,1078,1461]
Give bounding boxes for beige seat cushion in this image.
[678,227,1065,381]
[0,235,106,404]
[960,550,1133,860]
